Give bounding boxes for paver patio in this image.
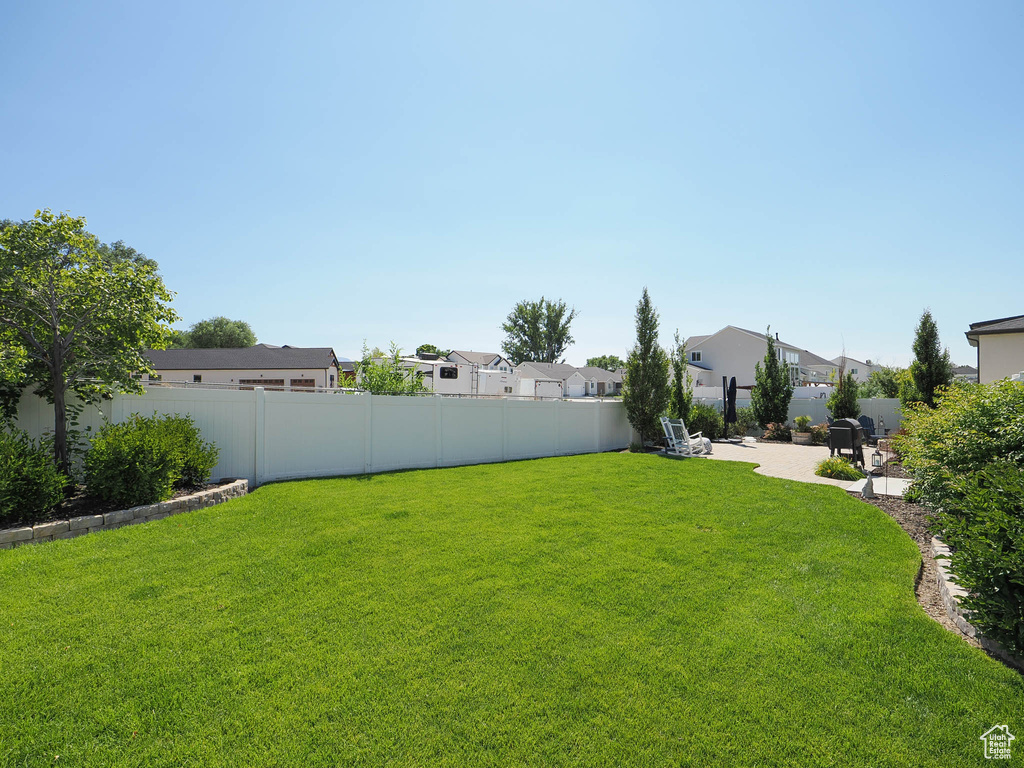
[700,440,855,488]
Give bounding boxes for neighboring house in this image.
[828,355,880,384]
[575,366,624,396]
[684,326,807,389]
[517,362,588,397]
[446,350,514,372]
[145,345,342,389]
[800,350,842,385]
[966,314,1024,384]
[952,364,979,383]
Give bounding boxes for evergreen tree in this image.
[750,327,794,428]
[827,372,860,419]
[909,309,952,408]
[668,329,693,423]
[622,288,670,445]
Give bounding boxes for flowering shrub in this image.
[762,422,791,442]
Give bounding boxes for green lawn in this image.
[1,453,1021,767]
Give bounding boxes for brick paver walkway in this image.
[701,440,855,489]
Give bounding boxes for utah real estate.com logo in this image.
[980,725,1015,760]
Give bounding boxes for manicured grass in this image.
[1,453,1021,766]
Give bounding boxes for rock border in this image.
[932,537,1023,671]
[0,479,248,549]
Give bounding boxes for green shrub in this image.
[893,380,1024,514]
[157,414,219,488]
[827,373,860,420]
[734,406,758,436]
[894,380,1024,654]
[815,456,865,481]
[85,413,219,507]
[809,422,829,445]
[794,415,812,432]
[0,429,67,526]
[762,422,791,442]
[688,402,724,441]
[936,462,1024,655]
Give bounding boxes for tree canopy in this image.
[750,328,794,428]
[500,297,578,365]
[170,316,257,348]
[858,366,903,399]
[416,343,451,359]
[356,343,426,394]
[622,288,670,445]
[585,354,625,371]
[0,210,177,474]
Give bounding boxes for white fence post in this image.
[254,387,266,486]
[363,393,373,474]
[434,396,443,467]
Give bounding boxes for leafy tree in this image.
[622,288,670,445]
[0,210,177,475]
[908,309,952,408]
[750,327,794,428]
[175,316,257,348]
[827,372,860,419]
[500,297,578,364]
[586,354,625,371]
[416,343,451,358]
[858,366,903,399]
[356,343,426,395]
[668,330,693,423]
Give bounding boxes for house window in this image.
[193,375,202,383]
[850,368,858,375]
[439,367,458,379]
[504,386,512,394]
[690,351,702,363]
[330,374,335,387]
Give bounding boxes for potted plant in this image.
[792,415,813,445]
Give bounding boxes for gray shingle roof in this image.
[146,344,338,371]
[576,366,623,382]
[447,350,505,366]
[953,365,978,374]
[968,314,1024,335]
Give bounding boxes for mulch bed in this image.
[1,481,228,531]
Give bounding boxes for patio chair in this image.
[857,416,882,446]
[660,417,712,457]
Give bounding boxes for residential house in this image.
[952,364,979,383]
[965,314,1024,384]
[446,350,515,372]
[575,366,624,396]
[684,326,806,389]
[144,345,342,389]
[829,355,880,384]
[517,362,588,397]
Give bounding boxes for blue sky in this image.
[3,1,1021,367]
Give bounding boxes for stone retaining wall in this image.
[0,479,248,549]
[932,537,1023,671]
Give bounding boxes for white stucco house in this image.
[517,362,588,397]
[966,314,1024,384]
[684,326,807,389]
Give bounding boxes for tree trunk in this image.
[53,384,71,480]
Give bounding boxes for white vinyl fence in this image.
[15,389,634,487]
[693,397,903,432]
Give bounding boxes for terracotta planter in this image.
[792,432,813,445]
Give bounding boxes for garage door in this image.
[566,383,585,398]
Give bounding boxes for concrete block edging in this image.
[0,480,248,549]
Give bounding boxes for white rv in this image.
[399,356,520,396]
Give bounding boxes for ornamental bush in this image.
[894,380,1024,655]
[762,422,792,442]
[85,413,219,507]
[937,462,1024,655]
[815,456,865,481]
[687,402,724,441]
[0,429,67,526]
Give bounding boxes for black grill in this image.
[828,418,865,466]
